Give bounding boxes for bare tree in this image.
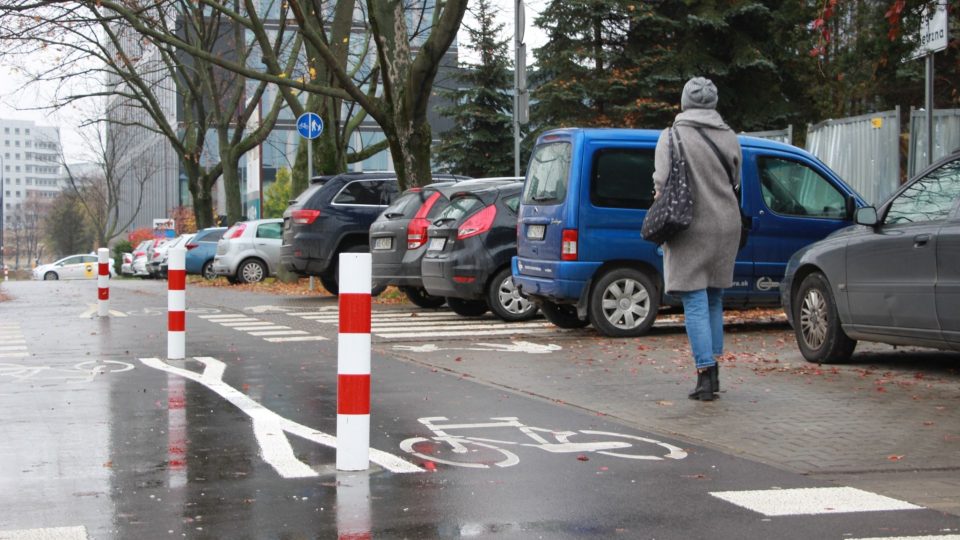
[8,193,51,268]
[46,0,469,190]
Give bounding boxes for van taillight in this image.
[457,205,497,240]
[561,229,578,261]
[225,223,247,239]
[291,209,321,225]
[407,192,442,248]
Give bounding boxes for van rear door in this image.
[517,136,574,264]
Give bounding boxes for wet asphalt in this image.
[0,279,958,539]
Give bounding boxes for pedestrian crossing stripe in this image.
[199,314,326,344]
[710,487,922,516]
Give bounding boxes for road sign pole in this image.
[925,53,934,166]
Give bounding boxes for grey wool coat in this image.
[652,109,742,294]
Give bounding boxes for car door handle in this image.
[914,234,930,247]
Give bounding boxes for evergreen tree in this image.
[434,0,515,177]
[45,191,94,258]
[262,168,293,219]
[531,0,642,129]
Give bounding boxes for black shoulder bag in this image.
[641,128,694,245]
[694,127,750,250]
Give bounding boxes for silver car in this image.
[782,150,960,363]
[212,218,283,284]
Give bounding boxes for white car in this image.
[155,234,195,278]
[33,253,117,281]
[212,219,283,284]
[120,252,134,276]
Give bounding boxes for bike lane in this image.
[1,280,958,539]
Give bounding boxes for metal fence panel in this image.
[805,109,900,205]
[742,126,793,146]
[908,108,960,176]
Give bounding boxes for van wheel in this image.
[401,286,446,309]
[589,268,659,337]
[793,272,856,363]
[540,301,589,329]
[487,267,538,321]
[447,298,488,317]
[325,245,387,297]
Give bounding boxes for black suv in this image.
[420,181,538,321]
[282,172,465,295]
[369,178,517,308]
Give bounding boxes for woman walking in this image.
[652,77,742,401]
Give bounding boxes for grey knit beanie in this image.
[681,77,718,111]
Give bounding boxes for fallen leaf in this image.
[888,455,904,461]
[577,454,589,461]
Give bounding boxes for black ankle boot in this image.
[688,369,714,401]
[710,364,719,394]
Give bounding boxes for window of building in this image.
[14,128,19,134]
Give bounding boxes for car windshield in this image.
[523,142,571,204]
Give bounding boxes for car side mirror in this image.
[844,195,857,220]
[854,206,878,227]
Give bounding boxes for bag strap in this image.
[693,126,736,191]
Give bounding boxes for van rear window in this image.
[523,142,571,204]
[590,148,656,209]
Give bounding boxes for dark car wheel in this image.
[44,271,59,281]
[793,272,856,364]
[588,268,659,337]
[238,259,267,284]
[487,268,538,321]
[324,245,387,297]
[447,297,488,317]
[201,260,217,280]
[401,286,446,309]
[540,300,589,329]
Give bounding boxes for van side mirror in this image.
[854,206,878,227]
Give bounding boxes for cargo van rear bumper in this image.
[512,257,599,304]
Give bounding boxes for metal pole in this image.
[513,0,521,178]
[925,53,934,166]
[0,154,4,271]
[307,138,315,292]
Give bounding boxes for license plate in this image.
[427,237,446,251]
[526,224,545,240]
[373,237,392,250]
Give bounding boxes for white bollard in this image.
[167,247,186,360]
[336,252,371,471]
[97,248,110,317]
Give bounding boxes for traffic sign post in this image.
[296,112,324,185]
[909,3,949,166]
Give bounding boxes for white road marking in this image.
[850,534,960,540]
[709,487,923,516]
[394,341,563,354]
[376,328,558,339]
[199,314,252,320]
[0,345,28,351]
[78,305,127,318]
[300,312,456,322]
[233,325,291,332]
[0,525,89,539]
[247,330,310,337]
[139,357,420,475]
[372,322,550,332]
[264,336,329,342]
[219,321,277,327]
[0,352,29,358]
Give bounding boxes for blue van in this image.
[512,128,867,337]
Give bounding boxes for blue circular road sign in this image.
[296,112,324,140]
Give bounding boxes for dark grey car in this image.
[781,151,960,363]
[369,178,519,308]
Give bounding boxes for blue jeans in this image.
[679,288,724,370]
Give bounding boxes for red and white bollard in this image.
[336,252,371,471]
[97,248,110,317]
[167,247,186,360]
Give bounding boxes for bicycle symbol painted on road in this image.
[399,416,687,469]
[0,360,134,384]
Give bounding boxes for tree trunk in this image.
[221,156,243,225]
